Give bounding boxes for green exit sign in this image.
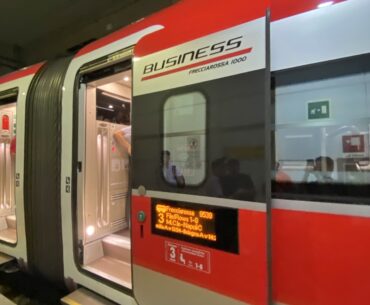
[308,100,330,119]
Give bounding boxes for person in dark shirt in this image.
[222,158,255,201]
[205,157,227,197]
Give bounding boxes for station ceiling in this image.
[0,0,178,75]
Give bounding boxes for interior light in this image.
[124,76,130,82]
[108,105,114,109]
[133,57,140,62]
[318,1,334,8]
[86,226,95,236]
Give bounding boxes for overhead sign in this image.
[152,199,239,253]
[342,134,365,153]
[308,100,330,120]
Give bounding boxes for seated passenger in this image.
[161,150,185,187]
[303,156,334,183]
[273,161,294,193]
[275,162,292,183]
[205,157,227,197]
[222,158,255,201]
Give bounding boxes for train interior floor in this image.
[83,229,131,288]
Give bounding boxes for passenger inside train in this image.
[303,156,334,183]
[114,123,131,156]
[0,90,17,244]
[222,158,255,201]
[161,150,185,187]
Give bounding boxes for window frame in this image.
[162,91,208,188]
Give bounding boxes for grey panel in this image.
[133,265,248,305]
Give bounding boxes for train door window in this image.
[77,63,132,288]
[163,92,206,186]
[272,54,370,203]
[134,71,266,203]
[0,89,18,244]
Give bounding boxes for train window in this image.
[273,54,370,203]
[133,71,266,203]
[77,65,132,289]
[163,92,206,186]
[0,89,18,244]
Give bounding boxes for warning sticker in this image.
[165,241,211,273]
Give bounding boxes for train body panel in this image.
[129,10,268,303]
[272,201,370,305]
[270,1,370,304]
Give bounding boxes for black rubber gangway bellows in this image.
[24,56,72,288]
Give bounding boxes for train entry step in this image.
[83,229,132,288]
[61,288,116,305]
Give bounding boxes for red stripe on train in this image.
[271,0,346,21]
[0,63,44,85]
[76,0,266,58]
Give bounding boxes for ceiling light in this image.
[318,1,334,8]
[124,76,130,82]
[108,105,113,109]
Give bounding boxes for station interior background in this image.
[0,0,179,77]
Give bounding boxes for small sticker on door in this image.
[165,241,211,273]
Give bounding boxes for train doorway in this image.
[0,90,17,245]
[76,62,133,289]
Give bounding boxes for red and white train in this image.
[0,0,369,304]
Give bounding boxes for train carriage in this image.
[0,63,43,265]
[0,0,369,305]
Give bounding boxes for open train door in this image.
[131,4,270,305]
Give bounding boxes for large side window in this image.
[0,89,18,244]
[273,54,370,203]
[163,92,206,187]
